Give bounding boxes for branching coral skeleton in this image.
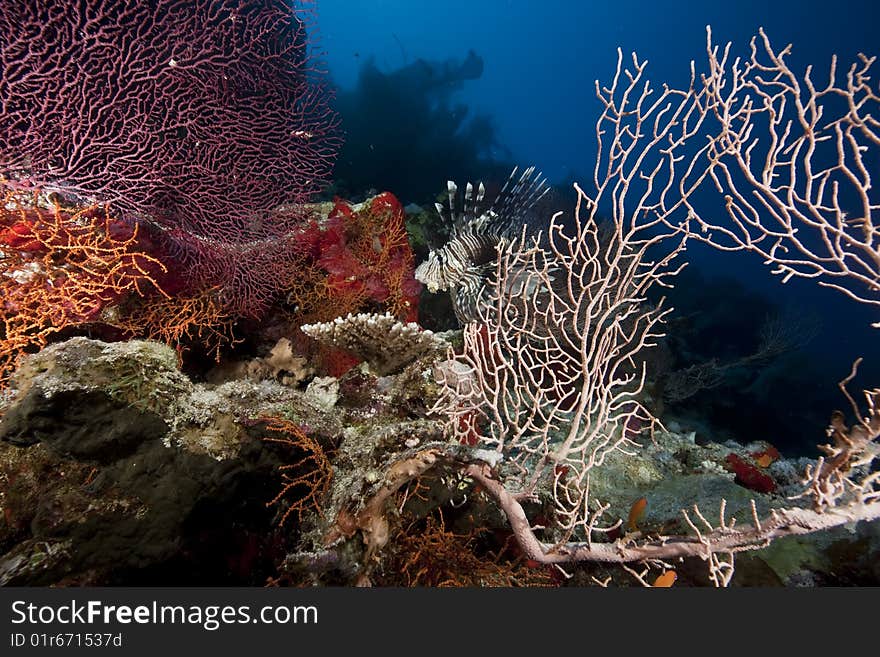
[419,28,880,585]
[432,37,701,541]
[677,27,880,322]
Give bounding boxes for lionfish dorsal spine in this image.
[490,166,550,232]
[446,180,458,219]
[463,182,474,222]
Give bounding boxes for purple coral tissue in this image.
[0,0,341,316]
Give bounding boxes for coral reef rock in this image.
[0,338,341,585]
[301,312,447,376]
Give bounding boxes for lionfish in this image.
[414,166,551,324]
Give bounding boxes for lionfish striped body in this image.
[414,166,550,323]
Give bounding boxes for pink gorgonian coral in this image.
[0,0,340,240]
[0,0,341,316]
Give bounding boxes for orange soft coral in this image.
[261,418,333,527]
[0,191,167,385]
[109,286,240,363]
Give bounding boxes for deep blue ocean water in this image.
[320,0,878,183]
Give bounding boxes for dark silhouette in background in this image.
[331,50,516,203]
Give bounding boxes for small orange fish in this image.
[652,570,677,587]
[627,497,648,532]
[754,454,774,468]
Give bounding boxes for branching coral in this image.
[109,286,240,363]
[796,359,880,511]
[676,28,880,320]
[385,513,557,587]
[285,193,423,376]
[0,191,167,384]
[262,418,333,528]
[301,312,446,376]
[0,0,340,239]
[0,0,341,318]
[321,448,444,572]
[416,28,880,586]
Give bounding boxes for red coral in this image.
[317,345,362,379]
[280,192,423,377]
[289,192,422,323]
[0,221,44,251]
[319,193,421,320]
[724,453,776,494]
